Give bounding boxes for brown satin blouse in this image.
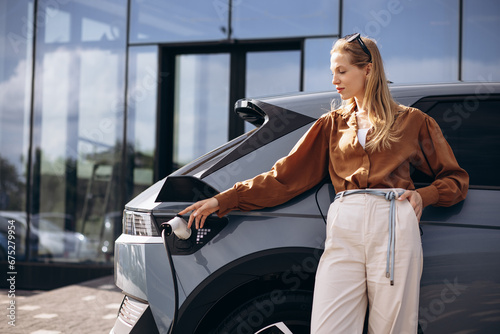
[214,105,469,217]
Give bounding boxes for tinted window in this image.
[423,97,500,188]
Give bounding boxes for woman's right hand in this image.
[178,197,219,229]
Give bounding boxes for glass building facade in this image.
[0,0,499,288]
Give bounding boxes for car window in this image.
[413,97,500,188]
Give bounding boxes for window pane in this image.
[173,54,230,168]
[130,0,228,44]
[127,46,159,198]
[32,0,127,263]
[0,0,34,260]
[245,50,301,132]
[462,0,500,81]
[304,38,336,92]
[246,50,301,97]
[232,0,339,39]
[426,99,500,187]
[343,0,459,84]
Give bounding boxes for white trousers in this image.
[311,191,423,334]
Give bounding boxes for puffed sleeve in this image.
[214,114,332,217]
[414,115,469,207]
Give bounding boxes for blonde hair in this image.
[331,36,400,152]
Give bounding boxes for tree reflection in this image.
[0,155,25,211]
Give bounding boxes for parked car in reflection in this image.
[0,211,97,262]
[111,83,500,334]
[99,211,123,262]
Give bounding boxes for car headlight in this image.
[122,210,159,236]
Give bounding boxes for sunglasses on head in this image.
[344,33,372,63]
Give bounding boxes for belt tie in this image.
[334,189,404,286]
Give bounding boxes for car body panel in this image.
[115,236,153,301]
[143,183,332,331]
[201,125,312,193]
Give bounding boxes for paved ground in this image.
[0,275,123,334]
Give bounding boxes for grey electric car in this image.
[111,83,500,334]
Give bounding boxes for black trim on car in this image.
[155,176,219,202]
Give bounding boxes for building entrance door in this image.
[161,44,302,175]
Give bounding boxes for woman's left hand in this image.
[398,190,423,221]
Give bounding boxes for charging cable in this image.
[160,215,192,334]
[314,179,329,224]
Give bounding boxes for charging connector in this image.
[162,215,192,240]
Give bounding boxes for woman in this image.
[179,34,469,333]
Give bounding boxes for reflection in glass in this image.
[130,0,228,43]
[0,0,34,261]
[232,0,339,39]
[246,51,301,97]
[304,38,336,92]
[462,0,500,81]
[245,51,301,131]
[82,17,122,42]
[343,0,459,83]
[32,0,127,263]
[127,46,158,198]
[44,6,71,43]
[173,54,230,168]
